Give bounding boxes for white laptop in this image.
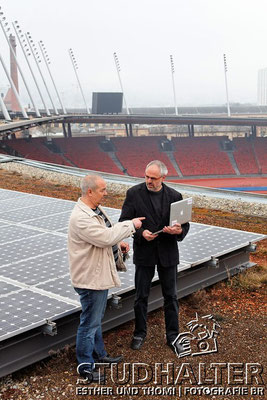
[152,197,192,234]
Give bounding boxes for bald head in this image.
[145,160,168,176]
[80,174,107,208]
[80,174,103,195]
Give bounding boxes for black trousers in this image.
[134,263,179,344]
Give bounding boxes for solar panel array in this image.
[0,189,265,342]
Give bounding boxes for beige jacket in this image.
[68,199,135,290]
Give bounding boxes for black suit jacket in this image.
[119,182,190,266]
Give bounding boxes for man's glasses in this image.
[145,175,162,181]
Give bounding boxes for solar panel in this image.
[0,188,265,342]
[0,233,66,267]
[0,250,68,285]
[0,290,77,338]
[24,212,72,231]
[0,199,74,223]
[179,225,264,265]
[0,194,55,212]
[0,189,29,201]
[0,225,41,245]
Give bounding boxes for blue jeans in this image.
[74,287,108,372]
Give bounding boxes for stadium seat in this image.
[111,136,178,177]
[7,137,71,166]
[233,138,259,174]
[253,137,267,173]
[172,136,235,176]
[54,136,123,174]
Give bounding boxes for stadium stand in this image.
[233,138,259,174]
[6,137,71,165]
[172,136,235,176]
[2,135,266,178]
[0,147,7,154]
[111,136,178,177]
[54,137,123,174]
[253,137,267,174]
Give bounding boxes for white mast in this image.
[113,51,129,115]
[170,54,178,115]
[39,41,67,114]
[69,48,90,114]
[13,21,51,116]
[223,53,231,117]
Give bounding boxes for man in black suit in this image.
[119,160,190,352]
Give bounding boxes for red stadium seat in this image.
[172,136,235,176]
[7,137,71,166]
[111,136,178,177]
[233,138,259,174]
[0,148,7,154]
[253,137,267,173]
[54,136,123,174]
[6,135,266,178]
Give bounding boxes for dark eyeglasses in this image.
[145,174,162,181]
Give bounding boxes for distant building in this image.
[257,67,267,105]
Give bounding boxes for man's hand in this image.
[132,217,145,229]
[163,223,182,235]
[142,229,158,241]
[120,241,130,253]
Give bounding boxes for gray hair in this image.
[80,174,102,195]
[145,160,168,177]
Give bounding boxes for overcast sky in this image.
[0,0,267,109]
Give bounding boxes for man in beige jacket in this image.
[68,174,144,382]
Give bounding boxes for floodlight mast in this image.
[68,48,90,114]
[223,53,231,117]
[0,9,40,117]
[113,52,129,115]
[26,32,58,115]
[39,41,67,114]
[13,21,51,116]
[170,55,178,116]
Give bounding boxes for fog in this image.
[0,0,266,109]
